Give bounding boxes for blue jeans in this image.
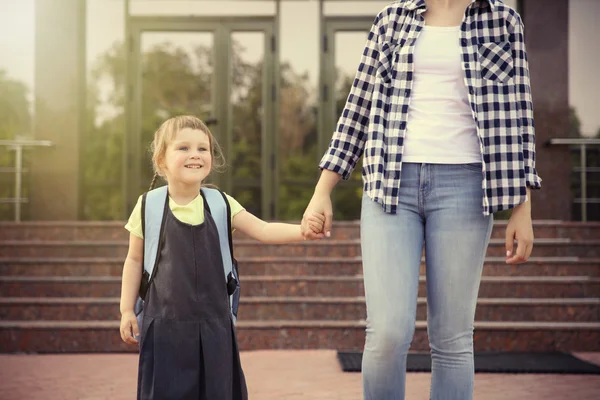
[360,163,494,400]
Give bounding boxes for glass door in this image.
[126,17,276,218]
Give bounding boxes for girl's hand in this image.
[120,311,140,345]
[505,198,534,264]
[306,212,326,235]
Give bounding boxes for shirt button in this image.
[465,63,470,69]
[461,38,468,46]
[404,90,410,97]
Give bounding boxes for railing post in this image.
[580,143,587,222]
[14,144,23,222]
[0,139,53,222]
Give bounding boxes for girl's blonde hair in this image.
[149,115,225,190]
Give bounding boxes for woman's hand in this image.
[301,169,341,240]
[505,192,534,264]
[120,311,140,345]
[301,191,333,240]
[306,212,326,236]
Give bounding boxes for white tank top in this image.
[402,25,481,164]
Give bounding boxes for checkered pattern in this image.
[319,0,542,215]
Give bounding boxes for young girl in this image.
[119,115,325,400]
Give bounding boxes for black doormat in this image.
[337,352,600,374]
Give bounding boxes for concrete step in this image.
[1,276,598,298]
[0,256,598,277]
[1,238,599,258]
[1,220,598,241]
[1,320,598,353]
[239,297,600,323]
[2,297,597,323]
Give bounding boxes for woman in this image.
[301,0,541,399]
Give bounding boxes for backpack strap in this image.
[140,185,169,299]
[201,187,233,281]
[134,185,168,340]
[201,187,240,322]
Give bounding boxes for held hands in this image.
[120,311,140,345]
[301,191,333,240]
[505,195,534,264]
[305,212,326,239]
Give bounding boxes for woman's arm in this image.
[302,14,385,239]
[232,210,324,244]
[504,11,540,265]
[509,13,542,190]
[301,169,342,239]
[318,15,382,181]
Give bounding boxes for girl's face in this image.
[162,128,212,186]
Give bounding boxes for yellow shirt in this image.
[125,192,245,239]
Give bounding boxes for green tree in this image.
[277,64,320,220]
[569,106,582,138]
[82,42,126,220]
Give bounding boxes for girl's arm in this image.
[119,233,143,344]
[120,233,143,313]
[232,210,324,244]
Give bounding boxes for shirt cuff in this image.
[525,167,542,190]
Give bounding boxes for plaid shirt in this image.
[319,0,542,215]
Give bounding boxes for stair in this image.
[0,220,599,353]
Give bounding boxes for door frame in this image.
[124,16,277,218]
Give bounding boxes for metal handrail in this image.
[546,137,600,221]
[0,139,54,222]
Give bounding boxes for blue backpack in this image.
[133,186,241,338]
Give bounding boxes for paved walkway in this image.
[1,351,599,399]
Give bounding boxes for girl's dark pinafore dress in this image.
[137,198,247,400]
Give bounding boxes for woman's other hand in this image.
[505,190,534,264]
